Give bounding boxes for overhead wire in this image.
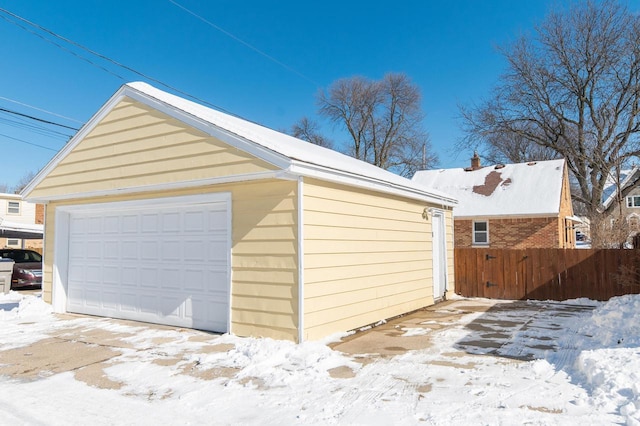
[0,5,306,151]
[0,133,59,151]
[0,115,74,140]
[168,0,320,87]
[0,7,239,116]
[0,107,79,131]
[0,96,83,124]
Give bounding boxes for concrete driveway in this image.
[0,297,595,388]
[331,298,595,363]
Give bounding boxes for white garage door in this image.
[64,194,231,332]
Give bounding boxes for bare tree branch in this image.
[317,73,436,177]
[459,0,640,219]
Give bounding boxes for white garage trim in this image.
[297,177,304,344]
[53,193,232,332]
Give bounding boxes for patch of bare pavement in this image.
[0,298,595,389]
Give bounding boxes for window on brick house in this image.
[473,221,489,245]
[627,195,640,208]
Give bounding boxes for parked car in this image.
[0,249,42,289]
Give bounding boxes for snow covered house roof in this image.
[22,82,457,207]
[412,158,567,218]
[601,167,640,210]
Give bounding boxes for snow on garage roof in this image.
[23,82,456,207]
[412,158,566,218]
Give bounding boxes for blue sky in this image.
[0,0,627,190]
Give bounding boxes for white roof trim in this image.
[122,87,292,171]
[23,82,457,206]
[453,213,559,220]
[565,215,584,223]
[24,170,291,203]
[289,161,457,207]
[0,193,22,200]
[602,167,640,210]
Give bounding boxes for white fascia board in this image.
[287,161,458,207]
[21,85,293,200]
[453,213,558,220]
[21,87,134,199]
[24,170,291,203]
[0,193,22,199]
[602,167,640,210]
[123,87,292,171]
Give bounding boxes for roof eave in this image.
[289,161,458,207]
[22,83,457,207]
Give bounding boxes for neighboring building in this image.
[0,193,43,251]
[600,166,640,243]
[21,82,457,342]
[412,154,577,249]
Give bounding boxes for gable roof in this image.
[22,82,456,207]
[412,159,566,218]
[601,167,640,210]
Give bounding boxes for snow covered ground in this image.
[1,291,639,425]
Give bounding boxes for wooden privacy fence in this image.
[454,248,640,301]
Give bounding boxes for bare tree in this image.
[318,73,436,177]
[290,117,333,149]
[13,171,36,194]
[479,131,560,165]
[0,183,9,194]
[459,0,640,217]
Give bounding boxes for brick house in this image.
[412,154,577,249]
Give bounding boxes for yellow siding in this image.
[302,178,444,341]
[29,98,277,199]
[42,179,299,341]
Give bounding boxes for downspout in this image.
[297,177,305,344]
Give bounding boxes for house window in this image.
[6,239,19,247]
[473,221,489,245]
[7,201,20,214]
[627,195,640,208]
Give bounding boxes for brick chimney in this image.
[470,151,481,170]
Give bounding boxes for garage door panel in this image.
[65,197,230,332]
[103,265,120,285]
[184,211,205,231]
[162,212,181,232]
[141,241,159,259]
[103,291,118,309]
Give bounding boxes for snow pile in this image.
[193,335,361,386]
[0,290,51,321]
[577,294,640,347]
[567,295,640,425]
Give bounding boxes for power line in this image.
[168,0,320,87]
[0,96,83,124]
[0,133,59,151]
[0,12,126,81]
[0,115,74,140]
[0,7,239,116]
[0,107,79,130]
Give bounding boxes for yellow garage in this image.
[23,82,456,342]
